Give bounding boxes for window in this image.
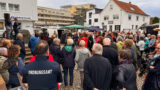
[89,12,92,18]
[128,15,131,20]
[104,16,109,20]
[136,16,139,21]
[110,5,113,10]
[135,25,138,29]
[94,18,98,22]
[9,4,20,11]
[0,3,6,10]
[113,15,119,19]
[132,25,134,29]
[89,19,92,25]
[143,17,145,21]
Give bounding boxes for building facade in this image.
[34,6,74,27]
[86,0,150,32]
[61,4,96,15]
[0,0,37,35]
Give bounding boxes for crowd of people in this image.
[0,29,160,90]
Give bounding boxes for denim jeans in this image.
[63,67,74,86]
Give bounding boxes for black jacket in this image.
[83,54,112,90]
[115,63,137,90]
[49,44,62,63]
[14,39,25,59]
[102,45,119,69]
[87,35,94,51]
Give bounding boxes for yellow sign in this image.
[0,22,4,29]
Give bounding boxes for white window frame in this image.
[0,2,6,11]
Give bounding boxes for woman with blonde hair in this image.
[3,45,24,89]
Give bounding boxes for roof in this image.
[114,0,148,16]
[95,8,103,14]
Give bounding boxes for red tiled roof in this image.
[114,0,148,16]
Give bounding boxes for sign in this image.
[108,21,113,24]
[11,16,31,20]
[0,22,4,30]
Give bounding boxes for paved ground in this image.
[59,69,146,90]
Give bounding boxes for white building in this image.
[0,0,38,35]
[86,8,103,28]
[86,0,150,32]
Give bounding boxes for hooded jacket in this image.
[61,45,76,68]
[28,37,40,53]
[50,44,62,63]
[75,48,91,71]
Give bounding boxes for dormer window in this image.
[130,7,135,11]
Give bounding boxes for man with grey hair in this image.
[83,43,112,90]
[14,33,26,60]
[49,38,62,63]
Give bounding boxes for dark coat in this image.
[115,62,137,90]
[61,45,76,68]
[14,39,26,59]
[28,37,40,53]
[49,44,62,63]
[87,35,94,51]
[143,57,160,90]
[60,34,66,44]
[83,54,112,90]
[102,45,119,68]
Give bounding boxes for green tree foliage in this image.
[152,17,160,24]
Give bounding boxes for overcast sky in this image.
[37,0,160,17]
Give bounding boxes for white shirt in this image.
[137,40,145,51]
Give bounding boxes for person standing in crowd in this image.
[155,34,160,47]
[149,35,156,52]
[75,40,91,88]
[87,32,94,52]
[60,31,66,44]
[14,33,25,61]
[73,32,79,46]
[83,43,112,90]
[5,17,12,39]
[102,38,119,89]
[143,44,160,90]
[137,36,145,55]
[41,29,49,41]
[144,37,150,54]
[3,45,24,89]
[115,50,137,90]
[13,18,19,39]
[1,39,12,49]
[22,41,62,90]
[116,36,124,52]
[67,30,72,39]
[28,33,40,54]
[49,38,62,63]
[0,48,9,84]
[61,39,76,88]
[79,32,88,48]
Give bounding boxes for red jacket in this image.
[79,37,88,48]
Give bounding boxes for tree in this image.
[152,17,159,24]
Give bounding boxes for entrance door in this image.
[109,25,112,31]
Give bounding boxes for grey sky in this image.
[37,0,160,17]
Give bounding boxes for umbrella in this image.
[87,26,103,31]
[154,28,160,31]
[61,25,90,29]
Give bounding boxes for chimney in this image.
[129,2,131,4]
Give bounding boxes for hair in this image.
[92,43,103,55]
[8,45,21,57]
[53,38,60,44]
[16,33,23,39]
[98,36,104,45]
[124,39,133,48]
[140,36,144,40]
[14,18,18,21]
[79,40,85,47]
[0,47,7,55]
[103,38,111,46]
[119,49,132,61]
[33,40,49,56]
[67,39,74,45]
[117,36,123,42]
[1,39,11,47]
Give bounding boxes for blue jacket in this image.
[14,39,26,59]
[28,37,40,53]
[22,56,62,90]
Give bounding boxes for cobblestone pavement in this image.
[59,69,146,90]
